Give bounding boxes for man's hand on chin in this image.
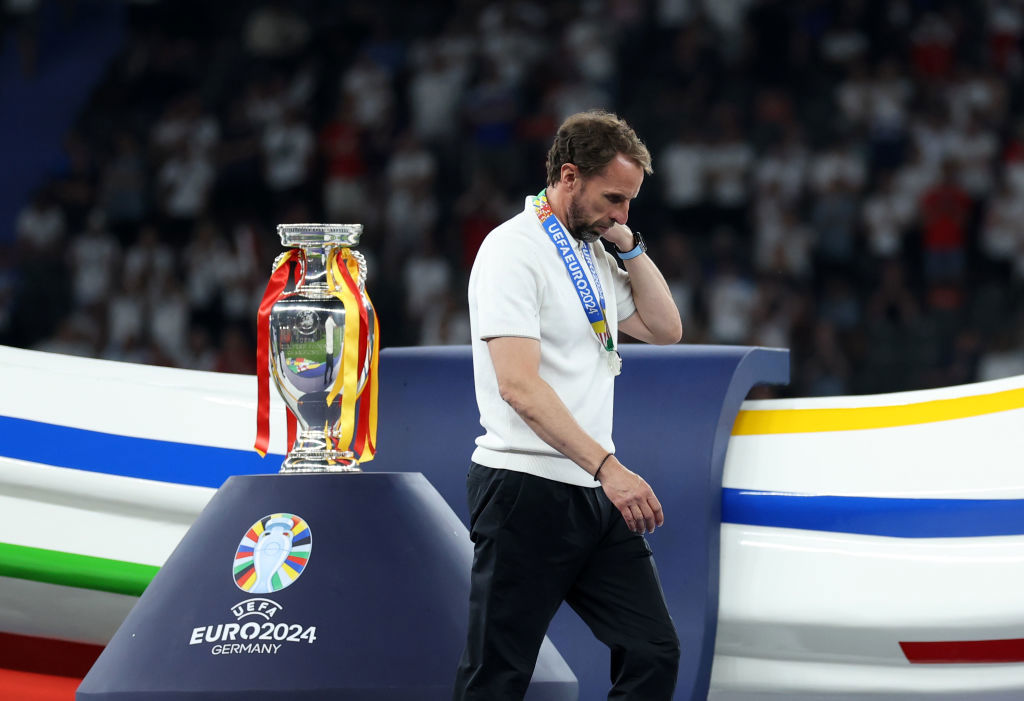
[601,223,633,251]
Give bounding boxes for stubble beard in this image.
[566,196,602,243]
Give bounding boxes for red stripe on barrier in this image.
[0,631,103,677]
[0,667,82,701]
[901,638,1024,663]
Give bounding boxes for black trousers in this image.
[453,463,680,701]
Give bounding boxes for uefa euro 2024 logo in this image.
[188,513,316,655]
[233,513,312,593]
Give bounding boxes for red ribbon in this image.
[254,250,300,457]
[354,328,376,458]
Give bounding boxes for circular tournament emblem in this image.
[295,310,319,335]
[233,513,312,593]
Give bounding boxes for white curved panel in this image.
[0,457,211,564]
[0,576,137,646]
[724,408,1024,498]
[710,655,1024,700]
[717,524,1024,664]
[0,344,288,454]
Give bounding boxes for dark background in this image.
[1,0,1022,397]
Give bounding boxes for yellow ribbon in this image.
[325,248,363,453]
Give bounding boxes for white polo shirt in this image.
[468,196,637,487]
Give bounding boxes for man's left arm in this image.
[603,224,683,345]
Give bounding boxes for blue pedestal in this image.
[374,344,790,701]
[76,473,577,700]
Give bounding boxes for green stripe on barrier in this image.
[0,542,158,596]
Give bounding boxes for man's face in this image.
[564,154,644,243]
[565,188,604,243]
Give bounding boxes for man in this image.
[324,314,337,385]
[454,110,683,701]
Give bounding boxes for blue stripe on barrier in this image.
[723,488,1024,538]
[5,414,1024,538]
[0,415,278,489]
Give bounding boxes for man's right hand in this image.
[598,457,664,534]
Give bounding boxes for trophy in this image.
[254,223,379,472]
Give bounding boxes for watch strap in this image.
[616,230,646,260]
[617,244,644,260]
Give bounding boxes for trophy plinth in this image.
[264,223,377,473]
[76,473,578,700]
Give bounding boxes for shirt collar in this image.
[525,194,586,252]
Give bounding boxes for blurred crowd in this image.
[2,0,1024,397]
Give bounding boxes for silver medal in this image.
[607,350,622,376]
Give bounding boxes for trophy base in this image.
[279,432,363,473]
[279,454,361,473]
[278,450,362,472]
[278,462,362,472]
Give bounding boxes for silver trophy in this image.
[268,223,376,472]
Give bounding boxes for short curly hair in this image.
[545,110,653,187]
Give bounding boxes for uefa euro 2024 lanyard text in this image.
[532,189,623,376]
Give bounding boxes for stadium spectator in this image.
[920,161,972,282]
[4,0,1024,397]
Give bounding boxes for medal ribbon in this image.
[532,190,615,352]
[254,249,300,457]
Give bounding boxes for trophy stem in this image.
[300,245,329,291]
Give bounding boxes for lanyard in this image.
[531,189,616,354]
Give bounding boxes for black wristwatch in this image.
[616,230,646,260]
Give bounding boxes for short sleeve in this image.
[473,234,543,341]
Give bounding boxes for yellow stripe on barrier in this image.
[732,387,1024,435]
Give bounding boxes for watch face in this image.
[634,230,646,252]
